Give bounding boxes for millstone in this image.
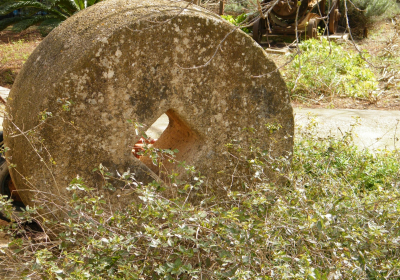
[4,0,293,211]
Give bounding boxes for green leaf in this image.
[0,16,21,31]
[317,220,323,231]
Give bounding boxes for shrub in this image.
[221,13,250,33]
[1,119,400,279]
[344,0,400,30]
[284,38,378,99]
[0,0,104,34]
[224,0,254,15]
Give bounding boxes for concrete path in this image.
[148,109,400,151]
[0,86,9,130]
[1,86,399,151]
[295,108,400,151]
[0,87,9,99]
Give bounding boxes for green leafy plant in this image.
[1,118,400,279]
[344,0,400,30]
[224,0,254,15]
[221,13,250,33]
[0,0,104,34]
[284,38,378,99]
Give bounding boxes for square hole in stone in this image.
[134,109,203,176]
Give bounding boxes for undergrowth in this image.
[284,38,379,100]
[371,16,400,94]
[223,0,254,16]
[221,13,250,33]
[0,118,399,279]
[343,0,400,31]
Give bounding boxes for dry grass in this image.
[0,27,43,88]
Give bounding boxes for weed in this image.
[284,38,378,99]
[0,120,399,279]
[343,0,400,30]
[224,0,254,15]
[221,13,250,33]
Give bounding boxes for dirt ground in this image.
[0,28,43,89]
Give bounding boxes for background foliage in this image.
[221,13,250,33]
[0,0,103,34]
[343,0,400,30]
[284,38,378,99]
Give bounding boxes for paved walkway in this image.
[148,109,400,151]
[294,108,400,151]
[2,86,399,151]
[0,86,9,130]
[0,86,9,101]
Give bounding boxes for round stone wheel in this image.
[4,0,294,213]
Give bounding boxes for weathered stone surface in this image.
[4,0,293,210]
